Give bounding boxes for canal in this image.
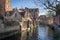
[1,25,54,40]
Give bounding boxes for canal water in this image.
[1,25,54,40]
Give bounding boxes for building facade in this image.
[38,15,48,25]
[0,0,12,15]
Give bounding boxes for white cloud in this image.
[39,11,47,16]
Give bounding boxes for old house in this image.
[25,7,39,26]
[4,9,22,22]
[18,7,39,30]
[38,15,48,25]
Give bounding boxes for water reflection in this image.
[38,25,53,40]
[20,25,53,40]
[38,26,48,40]
[20,30,37,40]
[1,25,54,40]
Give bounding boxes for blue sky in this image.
[11,0,46,15]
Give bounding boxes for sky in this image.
[11,0,46,15]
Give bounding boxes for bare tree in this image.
[34,0,60,13]
[34,0,60,26]
[46,10,55,18]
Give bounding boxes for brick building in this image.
[0,0,12,15]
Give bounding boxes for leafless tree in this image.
[34,0,60,13]
[34,0,60,25]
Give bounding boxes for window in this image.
[15,13,17,17]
